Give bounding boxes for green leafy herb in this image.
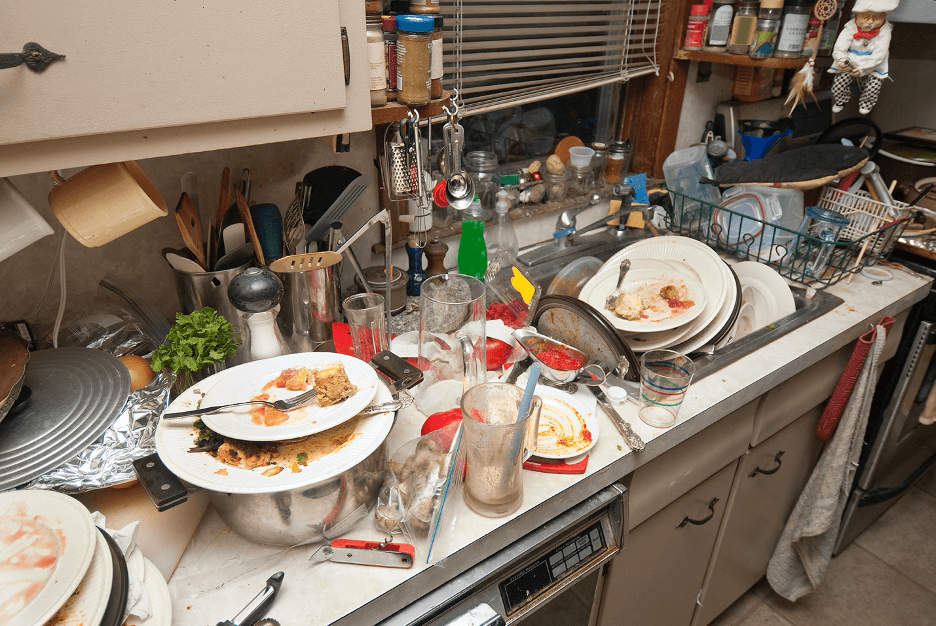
[617,445,622,451]
[150,307,239,374]
[193,419,204,429]
[197,431,210,441]
[766,323,775,330]
[297,453,307,463]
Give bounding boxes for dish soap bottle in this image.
[457,219,487,280]
[485,190,519,269]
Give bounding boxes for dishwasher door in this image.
[380,483,628,626]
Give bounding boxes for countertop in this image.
[166,262,932,626]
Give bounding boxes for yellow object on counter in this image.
[625,211,645,229]
[607,199,622,226]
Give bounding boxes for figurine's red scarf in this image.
[853,28,881,39]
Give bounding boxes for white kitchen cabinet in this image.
[597,461,738,626]
[0,0,371,177]
[690,406,825,626]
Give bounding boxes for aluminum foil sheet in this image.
[21,371,171,493]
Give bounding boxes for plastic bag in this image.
[52,306,158,356]
[375,420,465,566]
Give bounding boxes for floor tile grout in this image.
[853,526,936,599]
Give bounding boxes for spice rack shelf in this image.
[371,91,452,126]
[674,49,832,69]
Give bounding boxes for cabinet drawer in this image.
[629,401,756,529]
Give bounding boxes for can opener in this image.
[308,504,414,568]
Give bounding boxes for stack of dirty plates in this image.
[580,236,740,353]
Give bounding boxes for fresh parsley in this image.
[150,307,239,374]
[617,445,622,451]
[766,323,775,330]
[297,453,307,463]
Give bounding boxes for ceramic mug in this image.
[48,161,168,247]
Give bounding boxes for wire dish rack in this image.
[667,186,913,288]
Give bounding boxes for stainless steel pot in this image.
[210,442,388,546]
[271,254,341,353]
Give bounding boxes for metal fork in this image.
[604,259,632,310]
[162,388,319,420]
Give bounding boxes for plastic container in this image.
[546,256,603,297]
[662,145,722,233]
[794,206,851,277]
[568,146,595,167]
[485,191,519,265]
[720,185,804,246]
[0,177,54,263]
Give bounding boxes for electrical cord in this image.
[27,224,65,323]
[51,230,67,349]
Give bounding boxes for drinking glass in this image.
[461,382,542,517]
[638,349,695,428]
[417,273,486,414]
[343,293,387,362]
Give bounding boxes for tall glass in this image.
[417,273,486,414]
[638,349,695,428]
[461,382,542,517]
[343,293,387,362]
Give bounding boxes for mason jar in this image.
[464,151,500,212]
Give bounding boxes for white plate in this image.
[0,491,97,626]
[533,386,598,460]
[125,557,172,626]
[155,380,396,495]
[201,353,380,441]
[42,530,113,626]
[732,261,795,327]
[672,261,740,354]
[580,268,707,333]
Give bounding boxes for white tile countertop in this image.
[166,260,931,626]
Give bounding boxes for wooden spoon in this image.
[174,192,207,270]
[234,185,265,266]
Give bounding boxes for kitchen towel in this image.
[766,324,887,601]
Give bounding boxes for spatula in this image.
[174,192,206,270]
[305,175,372,244]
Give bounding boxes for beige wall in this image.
[869,22,936,130]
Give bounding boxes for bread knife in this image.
[589,387,645,452]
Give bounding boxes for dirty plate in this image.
[200,353,379,441]
[533,386,598,460]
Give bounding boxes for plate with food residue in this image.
[200,353,379,441]
[582,268,707,333]
[533,386,598,459]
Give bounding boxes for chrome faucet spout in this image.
[554,192,602,248]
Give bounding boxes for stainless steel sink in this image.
[519,227,844,381]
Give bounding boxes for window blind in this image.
[441,0,662,115]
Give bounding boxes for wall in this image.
[868,21,936,130]
[674,61,738,150]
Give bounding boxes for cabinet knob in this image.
[0,42,65,72]
[677,497,719,528]
[750,450,785,478]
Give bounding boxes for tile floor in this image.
[534,465,936,626]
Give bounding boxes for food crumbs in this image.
[214,468,228,475]
[617,444,622,451]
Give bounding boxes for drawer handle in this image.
[750,450,785,478]
[340,27,350,86]
[677,497,719,528]
[0,42,65,72]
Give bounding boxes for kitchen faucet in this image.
[553,185,636,248]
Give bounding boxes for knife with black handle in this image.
[589,387,645,452]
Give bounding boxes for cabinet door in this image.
[597,461,738,626]
[691,407,825,626]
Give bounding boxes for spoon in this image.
[165,252,206,274]
[605,259,633,310]
[174,192,207,270]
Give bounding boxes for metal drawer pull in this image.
[0,42,65,72]
[677,497,719,528]
[750,450,785,477]
[340,27,350,86]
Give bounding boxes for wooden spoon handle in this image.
[234,186,265,267]
[174,192,207,270]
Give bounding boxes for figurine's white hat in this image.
[852,0,898,12]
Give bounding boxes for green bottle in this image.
[457,219,487,280]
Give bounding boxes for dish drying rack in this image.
[667,186,913,288]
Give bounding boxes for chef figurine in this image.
[829,0,898,115]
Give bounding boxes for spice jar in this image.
[543,169,571,203]
[395,14,433,106]
[705,0,736,51]
[382,15,397,101]
[683,4,710,51]
[409,0,439,13]
[367,17,387,106]
[431,16,444,99]
[590,142,609,188]
[728,0,759,54]
[774,0,810,58]
[749,10,780,59]
[365,0,383,15]
[567,163,593,197]
[604,140,632,184]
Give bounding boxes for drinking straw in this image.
[518,363,540,423]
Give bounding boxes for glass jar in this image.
[683,4,710,51]
[705,0,736,51]
[367,17,387,106]
[431,16,444,99]
[464,151,500,213]
[749,13,780,58]
[727,0,759,54]
[801,16,822,57]
[543,169,571,203]
[818,9,841,57]
[604,140,632,184]
[395,14,433,106]
[365,0,383,15]
[590,142,609,188]
[774,0,810,58]
[409,0,440,14]
[567,163,593,197]
[382,15,397,101]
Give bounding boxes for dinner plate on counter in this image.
[42,530,113,626]
[579,268,707,333]
[200,353,380,441]
[533,386,598,460]
[672,261,742,354]
[0,490,97,626]
[126,557,172,626]
[732,261,795,327]
[155,382,396,495]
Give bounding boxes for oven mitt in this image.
[814,315,895,443]
[706,145,869,189]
